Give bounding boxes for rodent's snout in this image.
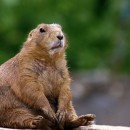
[57,35,63,40]
[51,33,64,50]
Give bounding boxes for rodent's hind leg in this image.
[23,115,43,128]
[65,114,95,128]
[1,107,43,129]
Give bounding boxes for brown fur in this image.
[0,23,95,130]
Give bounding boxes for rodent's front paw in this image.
[56,109,67,129]
[41,108,56,122]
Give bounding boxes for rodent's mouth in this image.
[51,41,63,50]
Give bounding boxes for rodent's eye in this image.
[39,28,46,33]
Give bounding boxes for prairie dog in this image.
[0,23,95,130]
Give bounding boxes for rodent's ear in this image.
[29,30,34,37]
[27,30,34,41]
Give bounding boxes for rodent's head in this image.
[25,23,67,56]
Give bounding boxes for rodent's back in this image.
[0,55,26,111]
[0,55,19,87]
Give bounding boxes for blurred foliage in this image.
[0,0,130,73]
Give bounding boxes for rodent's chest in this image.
[40,68,64,85]
[38,66,65,97]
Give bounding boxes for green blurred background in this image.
[1,0,130,73]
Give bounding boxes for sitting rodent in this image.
[0,23,95,130]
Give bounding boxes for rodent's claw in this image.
[57,112,65,123]
[42,108,56,122]
[56,110,66,129]
[85,114,96,121]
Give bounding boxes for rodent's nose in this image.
[57,35,63,40]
